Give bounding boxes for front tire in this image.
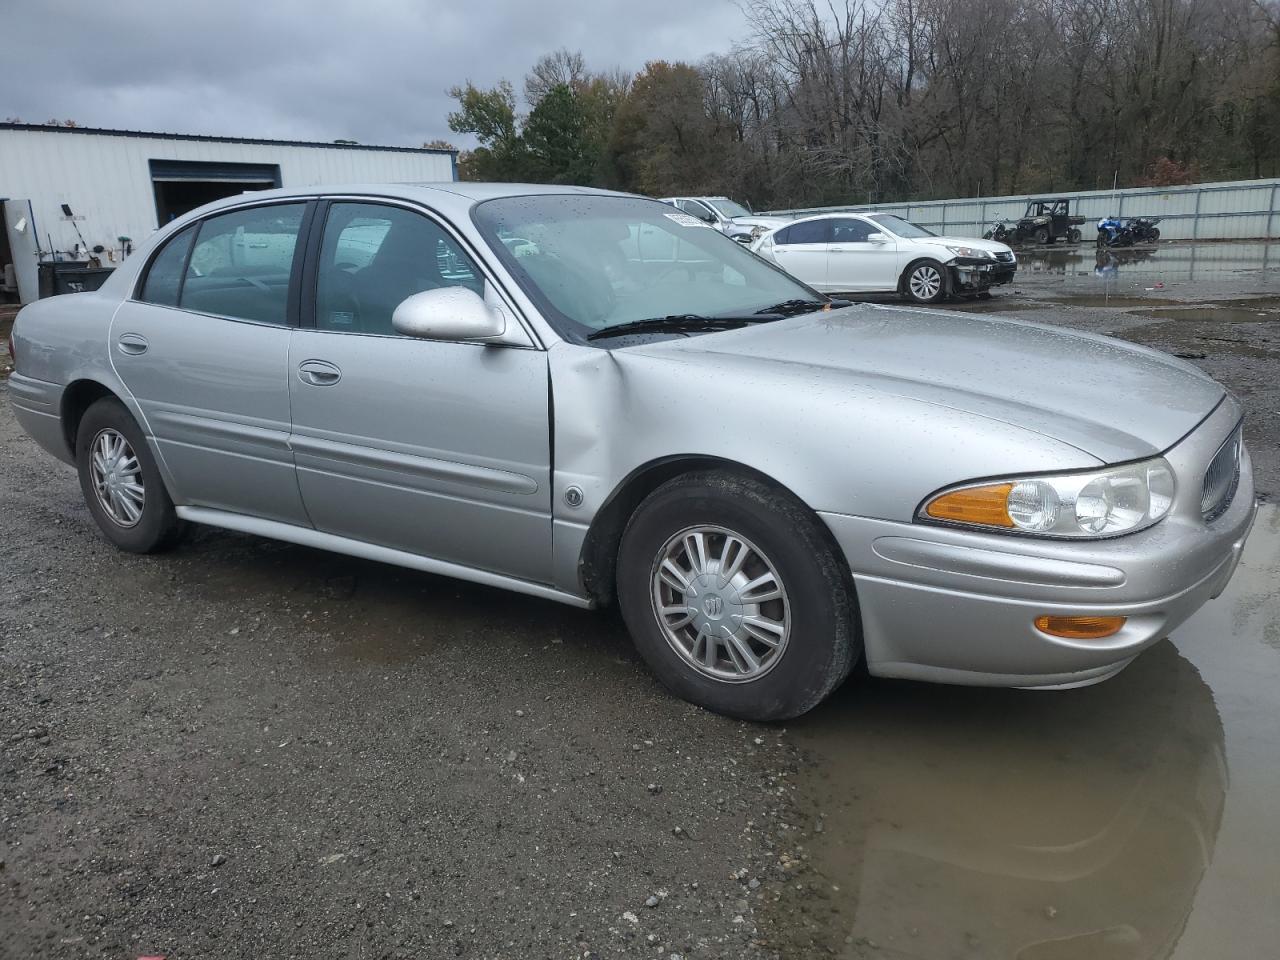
[76,397,186,553]
[904,260,947,304]
[1033,227,1050,245]
[616,471,859,721]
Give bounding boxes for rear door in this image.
[768,220,831,289]
[826,217,899,292]
[287,199,552,582]
[109,201,312,525]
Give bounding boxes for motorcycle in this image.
[982,220,1017,243]
[1096,216,1136,248]
[1127,217,1162,243]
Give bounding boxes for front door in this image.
[110,201,311,525]
[826,217,899,292]
[288,200,552,582]
[769,219,831,289]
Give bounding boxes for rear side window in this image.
[777,220,830,245]
[138,225,196,306]
[179,203,306,325]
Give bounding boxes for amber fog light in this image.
[1034,615,1126,640]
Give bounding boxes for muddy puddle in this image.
[785,505,1280,960]
[1017,242,1280,284]
[1127,304,1280,324]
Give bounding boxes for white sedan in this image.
[752,212,1017,303]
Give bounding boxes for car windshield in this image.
[708,198,751,219]
[868,214,936,238]
[472,195,819,341]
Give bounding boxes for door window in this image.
[775,220,830,245]
[677,199,717,223]
[315,202,484,336]
[138,224,196,306]
[831,219,873,243]
[179,203,306,324]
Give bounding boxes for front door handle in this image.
[298,359,342,386]
[117,333,149,355]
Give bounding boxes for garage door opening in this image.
[150,159,281,226]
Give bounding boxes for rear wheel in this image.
[76,397,185,553]
[616,471,859,721]
[904,260,947,304]
[1149,228,1160,242]
[1067,228,1082,243]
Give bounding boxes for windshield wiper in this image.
[586,314,771,342]
[753,298,831,317]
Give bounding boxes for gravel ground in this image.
[1,244,1277,959]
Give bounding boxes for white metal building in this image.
[0,123,457,303]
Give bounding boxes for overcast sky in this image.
[2,0,748,148]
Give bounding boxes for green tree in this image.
[522,84,597,184]
[446,81,525,180]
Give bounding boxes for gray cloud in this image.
[2,0,748,148]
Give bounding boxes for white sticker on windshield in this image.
[664,212,713,228]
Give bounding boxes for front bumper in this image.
[819,400,1256,688]
[949,256,1016,290]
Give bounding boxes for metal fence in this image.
[762,177,1280,241]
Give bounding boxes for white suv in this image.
[659,196,789,244]
[752,212,1017,302]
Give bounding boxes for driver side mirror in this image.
[866,232,888,243]
[392,286,507,342]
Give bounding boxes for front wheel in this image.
[1149,228,1160,242]
[904,260,948,304]
[76,397,186,553]
[616,471,859,721]
[1033,227,1050,245]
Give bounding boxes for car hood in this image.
[911,235,1014,257]
[729,215,791,230]
[630,304,1224,464]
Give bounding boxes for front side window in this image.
[138,224,196,306]
[180,203,306,324]
[472,194,820,341]
[315,202,483,336]
[831,219,874,243]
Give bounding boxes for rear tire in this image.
[76,397,186,553]
[1150,228,1160,242]
[1067,228,1082,243]
[904,260,948,304]
[616,471,859,721]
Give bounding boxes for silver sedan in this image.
[8,184,1256,720]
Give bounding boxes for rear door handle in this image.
[116,333,149,355]
[297,359,342,386]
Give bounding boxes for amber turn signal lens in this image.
[925,483,1015,527]
[1034,615,1127,640]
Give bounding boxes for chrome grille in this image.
[1201,427,1242,522]
[993,251,1015,263]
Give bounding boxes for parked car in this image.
[752,212,1017,302]
[659,196,788,244]
[9,185,1255,720]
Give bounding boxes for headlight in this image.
[944,245,991,259]
[920,457,1176,538]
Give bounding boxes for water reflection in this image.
[790,641,1225,959]
[1016,241,1280,283]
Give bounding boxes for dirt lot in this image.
[3,244,1279,959]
